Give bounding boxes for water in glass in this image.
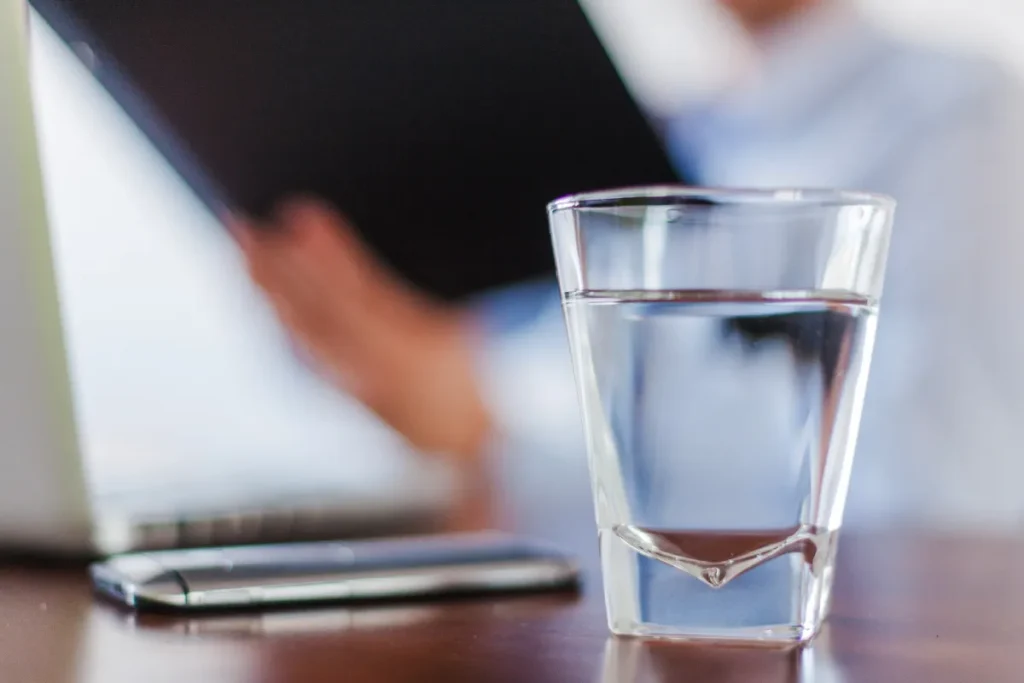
[563,288,878,642]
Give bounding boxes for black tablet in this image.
[32,0,681,300]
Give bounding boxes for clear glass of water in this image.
[548,187,894,644]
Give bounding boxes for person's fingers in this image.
[268,199,400,339]
[277,198,449,342]
[251,243,373,366]
[235,212,338,323]
[235,200,442,388]
[227,210,370,382]
[275,197,367,259]
[229,201,493,457]
[239,209,391,358]
[273,200,373,293]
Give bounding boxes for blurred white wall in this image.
[861,0,1024,75]
[582,0,1024,115]
[578,0,754,116]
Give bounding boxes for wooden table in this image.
[2,454,1024,683]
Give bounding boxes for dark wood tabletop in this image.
[2,453,1023,683]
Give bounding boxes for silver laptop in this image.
[0,3,457,557]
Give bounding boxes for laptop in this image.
[1,0,679,557]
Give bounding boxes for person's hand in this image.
[231,197,493,463]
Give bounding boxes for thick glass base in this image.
[599,527,838,645]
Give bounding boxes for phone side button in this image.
[187,587,263,607]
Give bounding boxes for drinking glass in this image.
[548,187,894,643]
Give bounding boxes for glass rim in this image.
[547,185,896,213]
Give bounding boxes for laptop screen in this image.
[30,9,450,504]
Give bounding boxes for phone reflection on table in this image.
[114,591,582,639]
[125,604,444,638]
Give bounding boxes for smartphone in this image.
[90,532,580,611]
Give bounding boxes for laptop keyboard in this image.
[90,461,458,552]
[98,500,446,552]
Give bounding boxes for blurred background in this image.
[583,0,1024,112]
[23,0,1024,537]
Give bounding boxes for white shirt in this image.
[479,3,1024,532]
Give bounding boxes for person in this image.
[234,0,1024,530]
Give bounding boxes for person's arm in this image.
[232,197,584,466]
[232,199,493,461]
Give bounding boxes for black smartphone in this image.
[90,532,580,612]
